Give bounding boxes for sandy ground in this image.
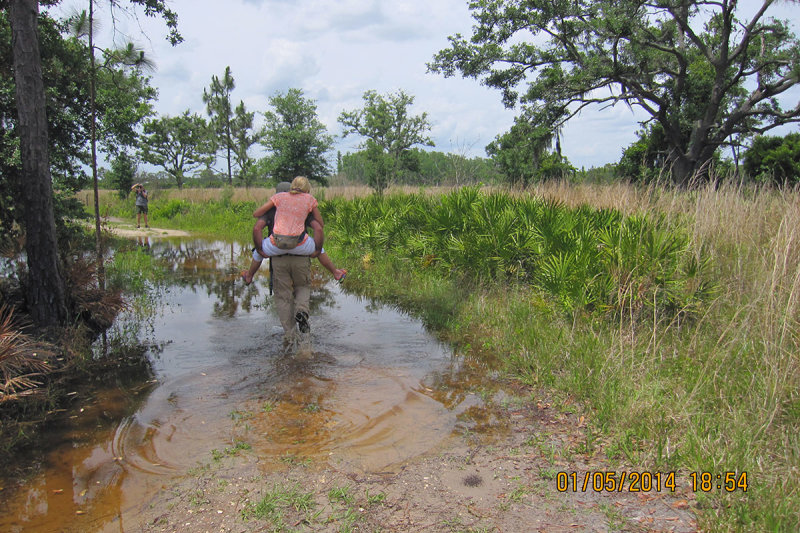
[127,384,699,533]
[100,218,190,238]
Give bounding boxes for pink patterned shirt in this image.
[270,192,318,236]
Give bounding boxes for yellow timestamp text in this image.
[689,471,748,492]
[555,470,749,493]
[556,471,677,493]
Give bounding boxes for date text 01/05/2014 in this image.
[555,471,748,493]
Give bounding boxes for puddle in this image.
[0,237,499,532]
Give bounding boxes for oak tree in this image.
[338,89,433,194]
[260,88,333,185]
[139,110,214,188]
[430,0,800,186]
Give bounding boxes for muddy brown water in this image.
[0,237,495,533]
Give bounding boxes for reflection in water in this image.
[0,237,499,533]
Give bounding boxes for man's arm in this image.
[253,218,269,258]
[253,199,275,218]
[310,206,324,229]
[308,219,324,258]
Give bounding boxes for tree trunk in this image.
[670,155,695,188]
[8,0,69,328]
[89,0,105,290]
[671,155,716,187]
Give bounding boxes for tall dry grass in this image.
[543,180,800,529]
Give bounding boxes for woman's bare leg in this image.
[241,258,262,285]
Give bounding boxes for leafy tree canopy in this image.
[138,110,214,188]
[339,148,502,186]
[1,8,94,244]
[338,89,433,193]
[231,100,260,187]
[203,66,235,184]
[106,151,137,197]
[260,88,333,185]
[430,0,800,186]
[743,132,800,184]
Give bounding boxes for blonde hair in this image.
[289,176,311,194]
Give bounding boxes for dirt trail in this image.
[129,384,698,533]
[100,217,190,238]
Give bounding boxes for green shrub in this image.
[150,199,190,220]
[743,133,800,185]
[322,187,714,319]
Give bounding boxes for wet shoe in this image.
[295,310,310,333]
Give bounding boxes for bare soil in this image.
[129,383,699,533]
[103,218,190,238]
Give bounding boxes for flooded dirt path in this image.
[0,237,698,532]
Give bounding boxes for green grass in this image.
[105,246,165,294]
[87,187,258,240]
[241,483,316,526]
[328,485,354,505]
[211,440,251,462]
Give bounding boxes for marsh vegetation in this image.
[4,180,798,531]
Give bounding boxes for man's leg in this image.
[271,255,297,340]
[287,255,311,333]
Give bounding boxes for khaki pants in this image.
[271,255,311,335]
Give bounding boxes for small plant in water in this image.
[279,452,311,467]
[365,488,386,505]
[303,402,320,413]
[229,409,254,421]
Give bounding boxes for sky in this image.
[49,0,799,170]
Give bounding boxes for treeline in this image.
[337,148,502,187]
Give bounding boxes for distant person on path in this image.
[240,178,347,285]
[132,183,149,228]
